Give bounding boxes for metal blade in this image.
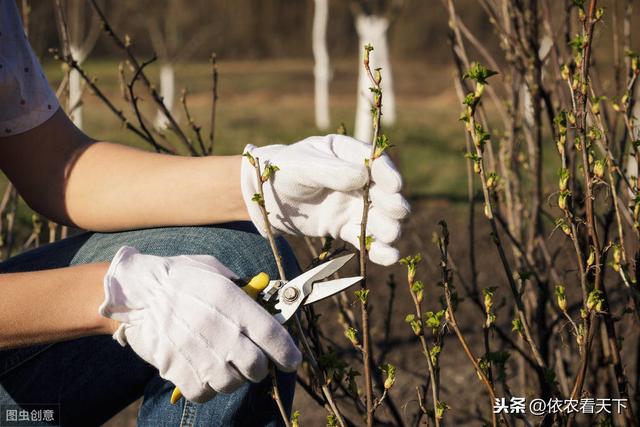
[304,276,363,306]
[286,253,356,296]
[272,254,356,324]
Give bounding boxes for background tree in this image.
[351,0,401,142]
[55,0,100,129]
[312,0,330,130]
[143,0,214,130]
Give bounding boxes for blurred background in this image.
[14,0,639,235]
[26,0,490,208]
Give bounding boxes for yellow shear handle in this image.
[170,272,271,404]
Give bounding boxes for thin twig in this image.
[180,88,207,155]
[358,44,383,427]
[208,53,218,155]
[89,0,196,156]
[248,156,291,427]
[436,222,509,427]
[248,156,347,427]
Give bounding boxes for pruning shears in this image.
[170,253,363,404]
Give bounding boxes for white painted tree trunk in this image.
[312,0,330,130]
[68,65,83,129]
[68,44,85,129]
[354,14,396,143]
[154,63,176,130]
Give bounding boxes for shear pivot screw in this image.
[282,287,299,303]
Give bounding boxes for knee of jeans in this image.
[73,224,301,281]
[193,227,301,281]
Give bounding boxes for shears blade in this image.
[288,253,356,291]
[272,253,357,324]
[304,276,363,306]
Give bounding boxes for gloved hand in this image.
[99,246,301,403]
[241,134,410,266]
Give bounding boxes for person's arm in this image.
[0,249,302,402]
[0,109,250,232]
[0,262,117,349]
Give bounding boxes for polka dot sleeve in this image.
[0,0,60,137]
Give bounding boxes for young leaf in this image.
[355,289,370,304]
[463,62,498,85]
[380,363,396,389]
[291,410,300,427]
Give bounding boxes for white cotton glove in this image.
[240,134,410,266]
[99,246,302,403]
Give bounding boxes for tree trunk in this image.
[354,14,396,143]
[154,63,176,130]
[312,0,330,130]
[68,57,83,129]
[62,0,100,130]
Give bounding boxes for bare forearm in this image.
[0,263,116,349]
[0,110,250,231]
[65,143,249,231]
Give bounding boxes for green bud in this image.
[405,313,422,336]
[380,363,396,389]
[555,285,567,311]
[374,134,393,159]
[355,289,369,304]
[345,327,359,347]
[586,246,595,267]
[430,345,441,366]
[558,190,571,210]
[612,244,622,271]
[363,44,374,65]
[482,287,497,316]
[512,318,523,334]
[425,310,445,333]
[243,152,256,167]
[436,401,450,420]
[484,202,492,219]
[555,218,572,237]
[374,68,382,85]
[595,7,604,21]
[261,164,280,182]
[411,280,424,304]
[399,254,422,283]
[577,324,586,346]
[558,168,570,191]
[463,62,498,85]
[291,410,300,427]
[251,193,265,206]
[622,92,630,105]
[586,289,604,312]
[365,235,374,251]
[486,172,499,189]
[474,160,481,174]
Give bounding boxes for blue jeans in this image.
[0,223,299,427]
